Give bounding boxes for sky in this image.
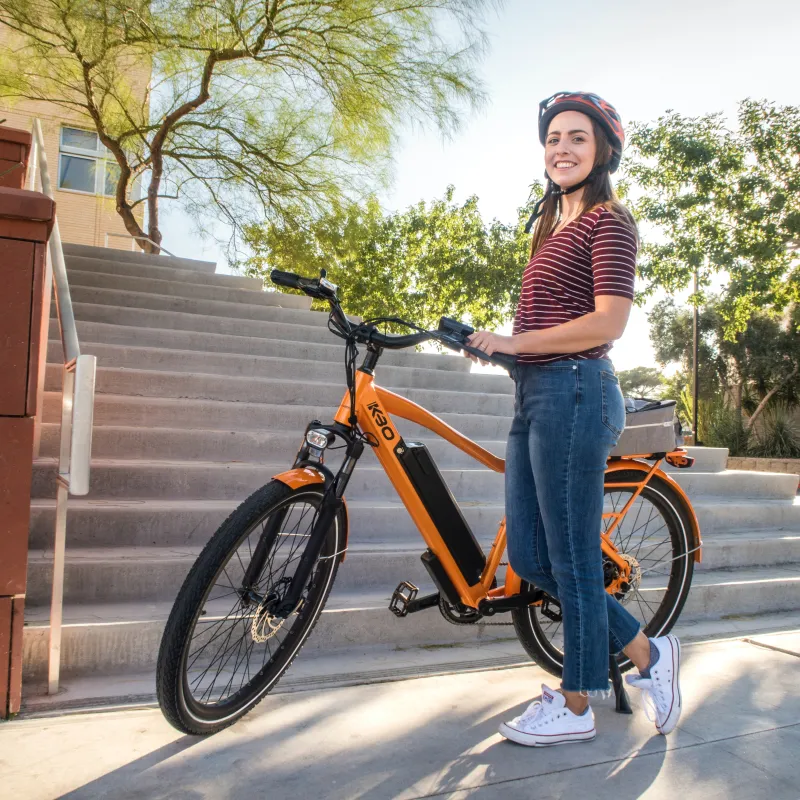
[158,0,800,373]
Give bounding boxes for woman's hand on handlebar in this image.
[464,331,516,365]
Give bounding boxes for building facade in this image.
[0,27,149,251]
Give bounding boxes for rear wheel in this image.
[156,481,344,735]
[512,470,695,678]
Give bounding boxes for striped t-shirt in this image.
[512,205,637,365]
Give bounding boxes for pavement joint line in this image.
[17,656,531,720]
[714,734,800,795]
[742,637,800,658]
[405,721,800,800]
[16,630,798,719]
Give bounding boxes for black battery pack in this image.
[396,441,486,585]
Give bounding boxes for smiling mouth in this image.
[555,161,577,169]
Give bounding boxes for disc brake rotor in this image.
[616,553,642,604]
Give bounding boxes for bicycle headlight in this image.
[306,429,330,450]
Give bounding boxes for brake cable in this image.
[327,312,427,445]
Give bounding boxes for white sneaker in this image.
[499,684,596,747]
[625,634,682,735]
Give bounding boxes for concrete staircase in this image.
[22,245,800,702]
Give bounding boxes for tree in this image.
[0,0,489,252]
[617,366,664,398]
[242,186,534,331]
[626,99,800,336]
[648,296,800,431]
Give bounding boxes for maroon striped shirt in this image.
[512,206,637,365]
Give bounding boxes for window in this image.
[58,126,127,197]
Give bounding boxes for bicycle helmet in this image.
[524,91,625,233]
[538,91,625,172]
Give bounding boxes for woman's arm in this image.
[466,295,633,360]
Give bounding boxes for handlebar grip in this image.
[487,351,518,371]
[270,269,303,290]
[460,343,517,372]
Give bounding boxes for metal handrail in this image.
[30,119,97,694]
[105,230,178,257]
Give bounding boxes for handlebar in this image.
[269,270,517,372]
[270,270,305,291]
[434,317,518,371]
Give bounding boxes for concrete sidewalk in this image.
[1,633,799,800]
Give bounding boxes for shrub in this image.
[748,403,800,459]
[701,399,751,456]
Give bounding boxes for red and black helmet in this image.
[538,91,625,172]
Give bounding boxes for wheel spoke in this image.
[532,481,687,667]
[179,493,336,710]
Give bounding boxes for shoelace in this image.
[630,677,664,724]
[518,700,547,726]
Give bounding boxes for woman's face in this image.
[545,110,597,188]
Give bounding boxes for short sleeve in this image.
[590,209,637,299]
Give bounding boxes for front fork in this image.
[267,434,364,618]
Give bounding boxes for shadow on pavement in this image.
[52,640,800,799]
[58,735,206,800]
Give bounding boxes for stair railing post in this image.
[30,118,94,693]
[48,363,75,694]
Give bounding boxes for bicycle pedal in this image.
[389,581,419,618]
[541,595,563,623]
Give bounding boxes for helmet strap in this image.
[523,164,609,234]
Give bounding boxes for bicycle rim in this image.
[175,486,340,726]
[514,471,694,674]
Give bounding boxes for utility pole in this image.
[692,266,701,446]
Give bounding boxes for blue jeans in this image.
[505,358,641,693]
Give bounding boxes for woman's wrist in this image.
[510,331,538,355]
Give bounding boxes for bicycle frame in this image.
[275,362,703,612]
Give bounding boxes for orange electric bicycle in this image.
[157,270,702,735]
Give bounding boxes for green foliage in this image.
[617,366,664,398]
[647,296,800,420]
[0,0,490,252]
[626,99,800,337]
[701,397,751,456]
[242,187,533,331]
[748,403,800,458]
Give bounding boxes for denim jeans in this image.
[505,358,641,693]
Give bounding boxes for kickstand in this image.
[609,655,632,714]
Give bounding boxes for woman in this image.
[466,92,681,747]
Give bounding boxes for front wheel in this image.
[156,480,344,735]
[512,469,696,679]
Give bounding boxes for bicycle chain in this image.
[439,562,515,627]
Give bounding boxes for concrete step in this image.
[38,423,506,466]
[24,531,800,606]
[66,301,327,339]
[44,365,515,418]
[670,470,799,501]
[30,458,506,501]
[697,531,800,570]
[18,611,800,713]
[46,341,513,395]
[49,320,472,373]
[27,496,800,551]
[21,565,800,679]
[21,594,517,680]
[65,256,263,291]
[30,454,800,503]
[28,498,507,550]
[67,278,314,317]
[62,242,218,273]
[42,393,507,437]
[693,497,800,534]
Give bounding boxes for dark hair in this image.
[528,117,638,259]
